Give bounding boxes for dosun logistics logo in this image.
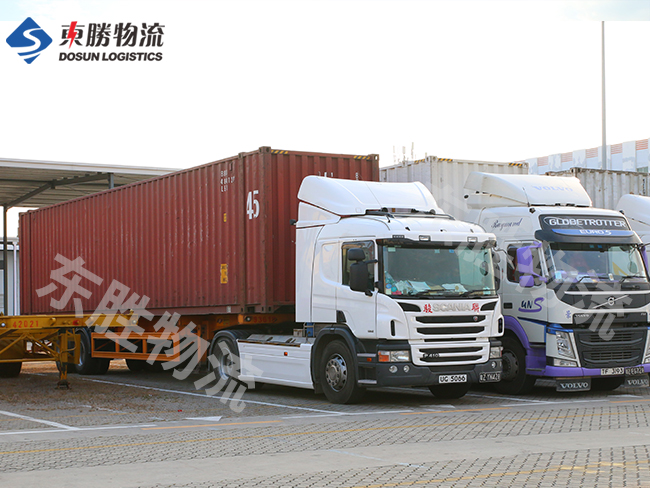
[6,17,52,64]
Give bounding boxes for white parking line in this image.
[0,423,156,437]
[0,410,79,431]
[81,378,346,414]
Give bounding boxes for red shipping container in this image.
[20,147,379,316]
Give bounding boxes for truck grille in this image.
[412,343,489,366]
[574,328,646,368]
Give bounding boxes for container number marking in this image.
[247,190,260,220]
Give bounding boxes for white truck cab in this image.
[465,172,650,393]
[236,176,503,403]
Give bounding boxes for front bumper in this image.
[371,358,502,388]
[543,364,650,378]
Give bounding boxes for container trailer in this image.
[16,147,503,402]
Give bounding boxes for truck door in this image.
[337,241,377,337]
[501,242,548,344]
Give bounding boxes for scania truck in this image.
[463,173,650,393]
[16,148,503,403]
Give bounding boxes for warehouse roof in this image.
[0,157,177,209]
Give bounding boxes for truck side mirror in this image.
[641,245,649,272]
[347,248,366,262]
[348,248,375,296]
[349,262,370,293]
[516,242,547,287]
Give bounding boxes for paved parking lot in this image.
[1,361,650,487]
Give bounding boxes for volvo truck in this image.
[464,173,650,393]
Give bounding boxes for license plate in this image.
[556,378,591,392]
[601,367,624,376]
[626,367,645,376]
[625,375,649,387]
[438,374,467,384]
[479,372,501,383]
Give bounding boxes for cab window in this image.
[342,241,375,286]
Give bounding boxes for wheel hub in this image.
[501,350,519,381]
[325,354,348,391]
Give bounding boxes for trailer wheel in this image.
[320,341,365,404]
[494,336,536,395]
[0,362,22,378]
[75,330,110,375]
[428,382,471,399]
[591,377,625,391]
[126,359,147,372]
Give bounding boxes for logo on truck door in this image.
[518,297,544,313]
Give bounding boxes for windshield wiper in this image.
[575,274,611,283]
[459,289,497,297]
[619,275,646,283]
[411,290,453,297]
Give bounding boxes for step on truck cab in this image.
[236,176,503,403]
[464,172,650,394]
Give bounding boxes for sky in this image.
[1,0,649,233]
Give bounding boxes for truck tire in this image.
[320,341,365,404]
[211,335,240,384]
[75,330,110,375]
[428,382,471,399]
[126,359,147,372]
[0,362,22,378]
[494,336,536,395]
[591,377,625,391]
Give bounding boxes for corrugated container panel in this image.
[380,158,528,220]
[546,167,650,210]
[20,147,379,316]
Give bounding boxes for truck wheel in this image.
[320,341,365,404]
[75,330,110,375]
[494,336,536,395]
[591,377,625,391]
[126,359,147,372]
[0,362,22,378]
[211,336,240,384]
[428,383,471,399]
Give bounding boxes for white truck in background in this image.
[618,194,650,243]
[232,176,504,402]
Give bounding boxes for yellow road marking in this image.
[344,460,650,487]
[401,407,509,415]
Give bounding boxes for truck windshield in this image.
[383,244,496,297]
[545,242,648,283]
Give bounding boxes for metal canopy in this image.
[0,158,177,209]
[1,157,178,315]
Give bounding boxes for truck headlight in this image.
[556,330,575,359]
[490,346,502,359]
[378,350,410,362]
[553,358,578,367]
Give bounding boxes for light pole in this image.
[601,21,607,170]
